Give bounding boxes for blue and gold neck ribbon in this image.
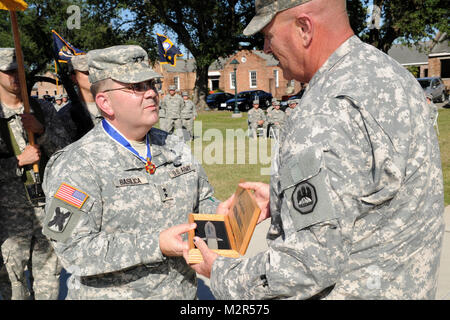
[102,119,156,174]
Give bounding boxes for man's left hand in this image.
[19,113,44,134]
[183,236,218,278]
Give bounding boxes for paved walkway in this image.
[198,205,450,300]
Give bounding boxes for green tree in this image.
[92,0,263,106]
[349,0,449,53]
[0,0,128,90]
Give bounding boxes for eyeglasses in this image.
[103,80,158,95]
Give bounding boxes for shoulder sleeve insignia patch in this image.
[54,183,89,209]
[292,181,317,214]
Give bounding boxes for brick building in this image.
[155,50,303,100]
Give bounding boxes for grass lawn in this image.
[176,109,450,205]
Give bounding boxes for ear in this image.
[295,14,313,47]
[95,92,114,117]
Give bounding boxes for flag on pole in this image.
[0,0,28,11]
[52,30,85,63]
[156,33,183,67]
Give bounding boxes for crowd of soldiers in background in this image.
[248,95,303,140]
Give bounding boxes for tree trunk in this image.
[193,64,210,112]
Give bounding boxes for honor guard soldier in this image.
[41,45,221,300]
[57,54,98,142]
[248,99,267,138]
[160,85,184,134]
[187,0,445,300]
[181,91,197,140]
[0,48,71,300]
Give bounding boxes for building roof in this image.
[388,43,429,66]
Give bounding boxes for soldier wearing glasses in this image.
[41,45,221,299]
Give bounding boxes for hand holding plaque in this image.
[187,183,261,264]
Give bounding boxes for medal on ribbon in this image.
[145,157,156,174]
[102,120,156,175]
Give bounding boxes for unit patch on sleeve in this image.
[292,182,317,214]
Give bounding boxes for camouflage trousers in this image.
[166,118,182,134]
[159,117,168,132]
[0,206,61,300]
[249,123,268,138]
[181,118,194,139]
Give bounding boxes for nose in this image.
[263,38,272,54]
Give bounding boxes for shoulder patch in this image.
[54,183,89,209]
[292,182,317,214]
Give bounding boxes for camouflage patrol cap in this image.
[55,94,63,100]
[182,91,188,96]
[243,0,312,36]
[0,48,18,71]
[272,100,280,105]
[288,98,300,105]
[88,45,162,84]
[169,85,176,91]
[70,54,89,72]
[253,99,260,105]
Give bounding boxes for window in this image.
[273,69,279,88]
[173,76,180,90]
[249,71,257,88]
[230,72,236,89]
[441,59,450,78]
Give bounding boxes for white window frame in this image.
[249,71,257,88]
[230,72,236,90]
[273,69,279,88]
[174,76,180,90]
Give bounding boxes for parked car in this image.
[224,90,273,112]
[207,92,234,110]
[417,77,447,103]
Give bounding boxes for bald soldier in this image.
[186,0,445,300]
[41,45,222,299]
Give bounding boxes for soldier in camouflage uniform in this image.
[160,85,183,134]
[267,101,285,138]
[158,90,167,131]
[187,0,445,300]
[248,100,267,138]
[285,98,299,117]
[0,48,70,300]
[57,54,99,142]
[181,91,197,140]
[41,45,221,299]
[53,94,63,112]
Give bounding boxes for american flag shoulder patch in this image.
[54,183,89,209]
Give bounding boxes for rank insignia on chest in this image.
[54,183,89,209]
[292,182,317,214]
[169,164,195,179]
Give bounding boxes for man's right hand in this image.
[17,144,41,167]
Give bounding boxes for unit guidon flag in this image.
[54,183,88,209]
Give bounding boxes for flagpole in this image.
[9,9,40,178]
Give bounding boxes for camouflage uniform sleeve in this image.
[0,157,22,179]
[42,149,166,277]
[210,97,390,299]
[196,164,220,213]
[36,99,71,154]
